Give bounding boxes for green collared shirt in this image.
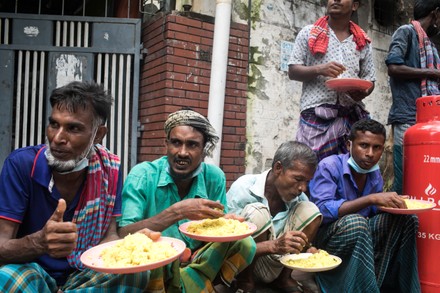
[118,156,226,250]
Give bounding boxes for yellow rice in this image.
[100,233,176,267]
[186,218,249,236]
[285,250,339,268]
[404,199,432,209]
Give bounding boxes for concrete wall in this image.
[182,0,413,187]
[230,0,395,175]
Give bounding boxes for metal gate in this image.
[0,13,141,178]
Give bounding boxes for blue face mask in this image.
[347,156,380,174]
[45,148,91,175]
[58,156,89,174]
[347,141,380,174]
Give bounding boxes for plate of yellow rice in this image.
[179,218,257,242]
[280,250,342,272]
[80,233,186,274]
[378,198,436,214]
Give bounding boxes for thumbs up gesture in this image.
[41,199,78,258]
[50,198,67,222]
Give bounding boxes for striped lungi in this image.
[297,104,369,161]
[241,201,322,283]
[0,262,150,292]
[146,237,257,293]
[314,213,420,293]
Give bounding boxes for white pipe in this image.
[206,0,232,166]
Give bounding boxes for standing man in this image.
[227,141,322,293]
[386,0,440,194]
[118,108,256,293]
[0,81,150,292]
[288,0,375,161]
[309,119,420,292]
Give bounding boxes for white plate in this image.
[280,252,342,272]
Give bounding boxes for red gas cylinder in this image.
[404,95,440,292]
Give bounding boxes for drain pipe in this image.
[206,0,232,166]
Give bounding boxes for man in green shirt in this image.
[118,108,256,293]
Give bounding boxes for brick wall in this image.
[138,12,249,188]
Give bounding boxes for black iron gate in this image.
[0,13,141,178]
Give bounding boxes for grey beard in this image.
[45,141,95,172]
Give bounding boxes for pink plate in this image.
[179,220,257,242]
[378,199,436,215]
[80,236,186,274]
[325,78,373,92]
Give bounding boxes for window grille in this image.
[372,0,398,35]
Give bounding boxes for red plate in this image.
[179,220,257,242]
[80,236,186,274]
[378,199,436,215]
[325,78,373,92]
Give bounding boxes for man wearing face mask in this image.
[386,0,440,195]
[309,119,420,292]
[0,81,151,292]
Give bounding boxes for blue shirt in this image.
[119,156,226,251]
[309,153,383,224]
[227,170,310,236]
[0,144,122,285]
[386,24,424,125]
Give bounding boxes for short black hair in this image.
[414,0,440,20]
[348,119,386,141]
[49,81,113,127]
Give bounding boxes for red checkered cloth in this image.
[411,20,440,96]
[66,144,120,270]
[308,16,371,55]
